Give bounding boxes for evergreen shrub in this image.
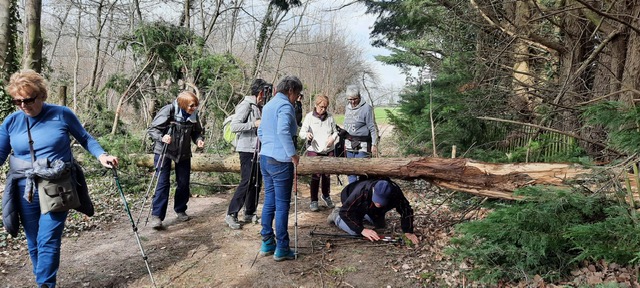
[446,186,637,284]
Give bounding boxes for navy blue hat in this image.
[372,180,391,206]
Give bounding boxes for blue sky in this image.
[315,1,407,90]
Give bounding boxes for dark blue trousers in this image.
[151,153,191,220]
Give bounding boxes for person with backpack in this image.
[326,178,420,245]
[343,85,378,183]
[224,79,270,229]
[147,91,205,230]
[298,95,339,212]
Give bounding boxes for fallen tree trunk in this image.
[131,154,596,200]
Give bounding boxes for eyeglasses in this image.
[188,103,198,108]
[347,98,359,102]
[316,105,327,110]
[12,96,39,106]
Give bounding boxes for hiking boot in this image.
[176,212,190,222]
[150,216,163,230]
[273,248,296,261]
[243,214,258,223]
[259,237,276,256]
[309,201,319,212]
[327,208,339,225]
[225,214,241,229]
[322,195,335,208]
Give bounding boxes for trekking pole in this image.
[245,137,261,223]
[136,142,168,226]
[310,230,361,239]
[294,165,298,259]
[138,123,174,226]
[310,230,401,243]
[108,162,157,288]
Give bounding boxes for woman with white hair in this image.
[343,85,378,183]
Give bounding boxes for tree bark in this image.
[24,0,42,72]
[0,0,9,76]
[130,154,593,200]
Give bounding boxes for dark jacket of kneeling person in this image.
[339,178,414,235]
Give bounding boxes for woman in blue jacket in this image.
[0,70,118,288]
[257,75,303,261]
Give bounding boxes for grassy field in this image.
[333,106,397,125]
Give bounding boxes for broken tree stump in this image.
[130,154,596,200]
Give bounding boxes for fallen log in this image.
[130,154,596,200]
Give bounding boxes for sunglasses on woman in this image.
[12,96,39,106]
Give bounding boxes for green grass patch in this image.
[334,106,397,126]
[329,266,357,276]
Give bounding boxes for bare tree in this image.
[0,0,12,80]
[24,0,43,71]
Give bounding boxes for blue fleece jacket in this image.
[258,92,297,162]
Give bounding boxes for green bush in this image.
[447,186,624,284]
[565,204,640,264]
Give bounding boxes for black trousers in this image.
[227,152,261,216]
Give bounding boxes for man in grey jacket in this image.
[225,79,271,229]
[343,85,378,183]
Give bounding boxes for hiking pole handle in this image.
[107,161,118,177]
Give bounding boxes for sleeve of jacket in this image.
[329,115,340,143]
[230,101,255,133]
[339,187,368,235]
[394,188,415,234]
[147,105,173,142]
[191,117,205,144]
[365,105,378,146]
[298,112,311,139]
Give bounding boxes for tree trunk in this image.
[24,0,42,72]
[619,5,640,106]
[47,2,71,69]
[0,0,9,76]
[130,154,593,200]
[59,85,67,107]
[89,0,105,91]
[72,6,81,111]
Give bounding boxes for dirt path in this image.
[3,187,424,287]
[2,124,440,287]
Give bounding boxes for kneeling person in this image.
[327,178,419,245]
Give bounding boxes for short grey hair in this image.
[345,85,360,99]
[276,75,303,94]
